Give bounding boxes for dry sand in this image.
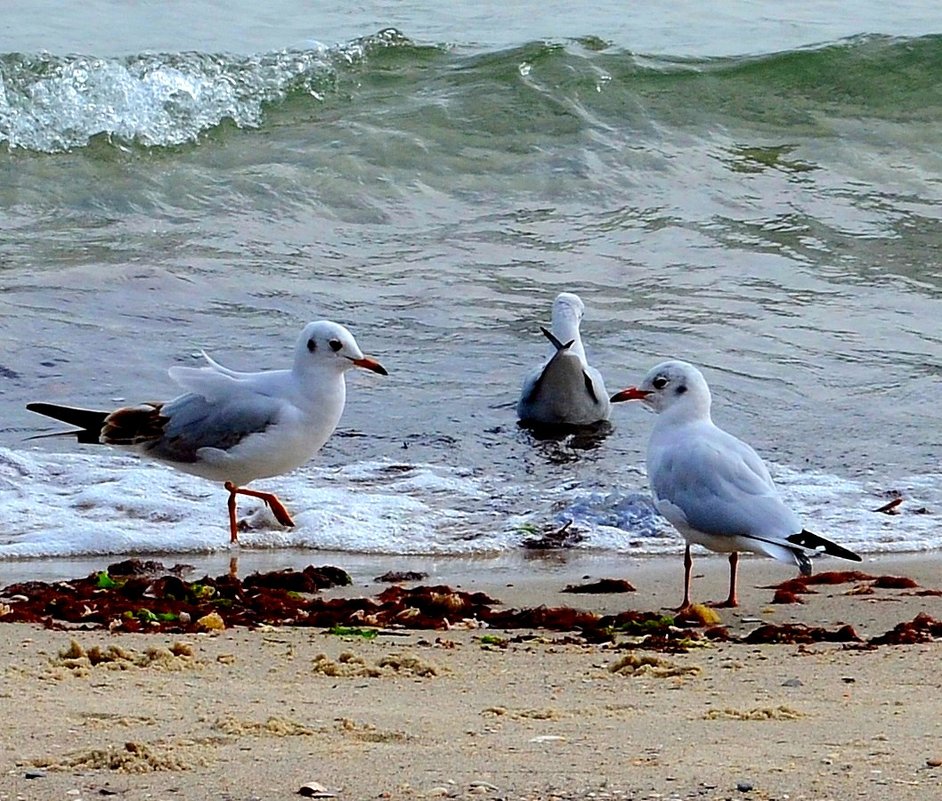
[0,552,940,801]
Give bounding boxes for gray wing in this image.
[518,351,609,424]
[144,392,280,464]
[582,364,610,411]
[519,348,570,406]
[648,427,802,540]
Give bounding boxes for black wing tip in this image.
[26,402,109,444]
[582,370,599,404]
[789,529,862,562]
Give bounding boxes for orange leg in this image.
[224,481,295,544]
[227,485,239,543]
[709,552,740,608]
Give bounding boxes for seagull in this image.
[610,360,861,608]
[26,320,387,544]
[517,292,610,427]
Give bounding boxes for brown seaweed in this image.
[0,561,937,650]
[561,578,636,594]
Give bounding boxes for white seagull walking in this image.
[517,292,610,427]
[27,320,387,544]
[610,360,860,608]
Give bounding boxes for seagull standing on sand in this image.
[27,321,387,544]
[610,360,861,608]
[517,292,610,427]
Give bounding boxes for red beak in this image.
[610,386,650,403]
[352,357,388,376]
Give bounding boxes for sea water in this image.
[0,2,939,562]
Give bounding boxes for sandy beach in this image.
[0,551,940,801]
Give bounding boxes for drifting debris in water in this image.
[873,497,903,514]
[520,519,585,549]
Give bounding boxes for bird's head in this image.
[551,292,585,328]
[295,321,387,376]
[610,360,711,417]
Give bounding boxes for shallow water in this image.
[0,3,939,561]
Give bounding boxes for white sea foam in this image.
[0,446,525,558]
[552,462,941,557]
[1,445,937,560]
[773,465,941,554]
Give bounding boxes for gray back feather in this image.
[144,392,279,464]
[649,428,801,540]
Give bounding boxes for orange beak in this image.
[352,357,388,376]
[610,386,650,403]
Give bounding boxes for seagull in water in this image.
[27,321,387,544]
[517,292,610,427]
[610,360,861,608]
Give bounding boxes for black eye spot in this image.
[307,338,316,352]
[652,376,668,390]
[676,384,687,395]
[328,339,342,352]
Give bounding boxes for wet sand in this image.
[0,552,940,800]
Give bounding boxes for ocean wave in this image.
[0,28,427,153]
[1,31,939,154]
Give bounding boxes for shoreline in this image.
[1,549,940,628]
[0,545,938,587]
[0,552,939,800]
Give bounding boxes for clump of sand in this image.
[214,714,321,737]
[311,650,443,678]
[608,652,701,678]
[337,717,411,743]
[705,705,806,721]
[482,706,564,720]
[50,639,196,676]
[28,740,208,773]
